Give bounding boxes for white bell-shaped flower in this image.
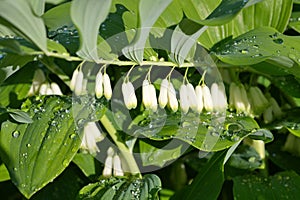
[168,82,178,112]
[142,80,151,109]
[239,84,251,114]
[113,154,124,176]
[50,82,63,95]
[248,86,269,116]
[122,81,137,109]
[195,85,204,113]
[158,79,169,108]
[39,83,49,95]
[103,73,112,100]
[95,71,103,98]
[80,122,105,155]
[149,83,158,112]
[186,83,198,112]
[270,97,282,118]
[102,147,114,177]
[70,69,79,91]
[202,84,213,112]
[180,84,189,114]
[211,83,227,112]
[74,70,84,96]
[28,69,46,96]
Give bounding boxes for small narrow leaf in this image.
[28,0,46,16]
[71,0,112,61]
[8,110,33,124]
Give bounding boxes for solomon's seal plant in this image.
[1,0,300,199]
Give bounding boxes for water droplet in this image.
[230,135,240,142]
[248,157,256,163]
[239,49,249,54]
[62,159,69,167]
[148,156,154,162]
[13,167,18,171]
[273,38,284,44]
[69,134,77,139]
[26,143,31,148]
[12,131,20,138]
[253,44,259,48]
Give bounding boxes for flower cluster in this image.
[121,70,227,114]
[80,122,106,155]
[229,82,283,123]
[102,147,124,177]
[70,67,112,100]
[28,69,63,96]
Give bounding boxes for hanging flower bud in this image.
[248,86,269,116]
[149,83,158,112]
[195,85,204,113]
[211,83,227,112]
[103,73,112,100]
[113,154,124,176]
[158,79,169,108]
[202,84,213,112]
[122,82,137,109]
[70,69,79,91]
[263,106,273,124]
[95,71,103,98]
[142,80,151,109]
[80,122,105,155]
[39,83,49,95]
[186,83,198,112]
[168,82,178,112]
[180,84,189,114]
[46,83,54,95]
[102,147,115,177]
[50,82,63,95]
[28,69,46,96]
[270,97,282,118]
[239,84,251,114]
[74,70,84,96]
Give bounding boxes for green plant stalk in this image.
[100,114,142,178]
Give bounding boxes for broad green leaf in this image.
[42,2,72,31]
[72,153,102,178]
[272,108,300,137]
[199,0,293,49]
[132,111,259,152]
[139,140,182,167]
[0,0,48,53]
[78,174,161,199]
[233,171,300,199]
[213,27,300,78]
[8,109,33,124]
[288,11,300,33]
[28,0,46,16]
[0,64,34,107]
[122,0,172,63]
[30,164,88,200]
[0,96,81,198]
[171,150,227,200]
[71,0,112,61]
[0,163,10,182]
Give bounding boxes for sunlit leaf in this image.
[0,96,81,198]
[42,2,72,31]
[28,0,45,16]
[0,163,10,182]
[71,0,112,61]
[72,153,102,178]
[122,0,172,63]
[0,0,48,53]
[8,109,33,124]
[199,0,293,49]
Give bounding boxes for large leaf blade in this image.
[0,96,81,198]
[71,0,112,61]
[0,0,48,53]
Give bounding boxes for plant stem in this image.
[100,114,141,178]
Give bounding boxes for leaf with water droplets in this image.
[0,96,82,198]
[139,140,182,167]
[213,27,300,78]
[77,175,161,200]
[233,171,300,200]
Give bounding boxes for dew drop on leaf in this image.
[12,130,20,138]
[62,159,69,167]
[26,143,31,148]
[273,38,284,44]
[69,133,77,139]
[239,49,249,54]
